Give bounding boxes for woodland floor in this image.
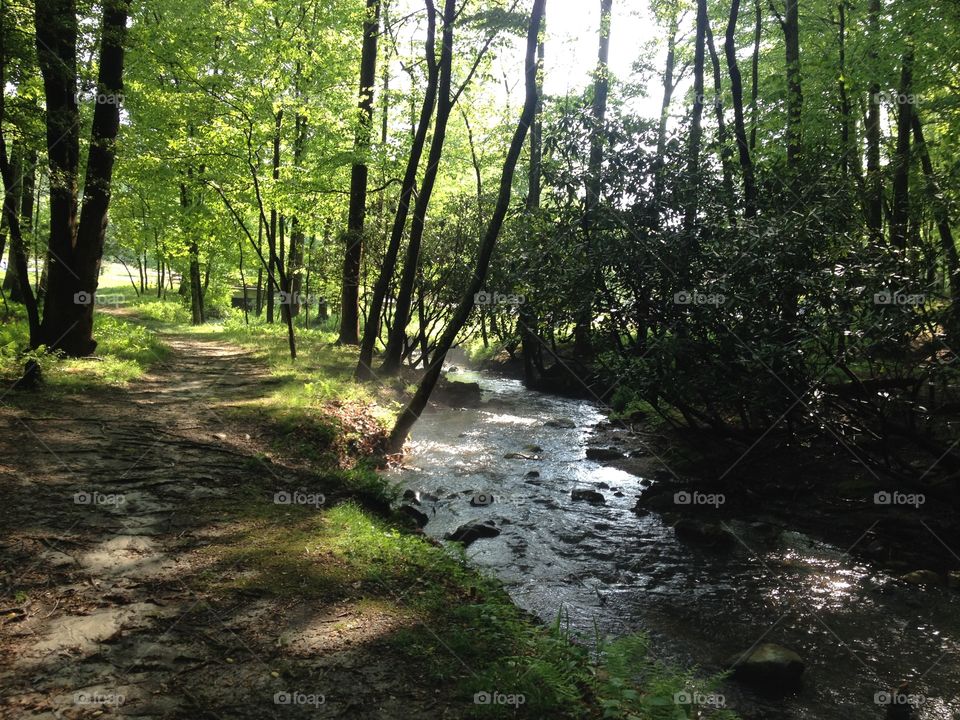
[0,327,467,719]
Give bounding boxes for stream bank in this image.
[392,367,960,720]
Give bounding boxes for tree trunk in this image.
[705,24,734,207]
[683,0,707,238]
[381,0,456,374]
[864,0,882,241]
[1,144,23,301]
[652,7,678,205]
[37,0,129,356]
[338,0,381,345]
[388,0,546,452]
[356,0,439,380]
[725,0,757,217]
[573,0,613,357]
[911,114,959,310]
[783,0,802,169]
[749,0,761,152]
[890,46,914,250]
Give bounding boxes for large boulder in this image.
[445,519,501,546]
[433,379,482,408]
[899,570,941,587]
[727,643,804,689]
[399,504,429,528]
[545,417,575,429]
[585,447,623,461]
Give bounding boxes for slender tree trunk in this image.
[389,0,546,452]
[267,110,282,323]
[356,0,438,380]
[865,0,882,241]
[749,0,761,152]
[891,46,914,250]
[1,144,23,301]
[705,24,734,207]
[783,0,802,170]
[652,8,678,206]
[911,114,959,310]
[0,140,40,343]
[683,0,707,239]
[381,0,456,374]
[725,0,757,217]
[573,0,613,357]
[339,0,381,345]
[520,15,545,387]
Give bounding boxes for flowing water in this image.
[389,369,960,720]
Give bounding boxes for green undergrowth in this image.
[0,299,168,389]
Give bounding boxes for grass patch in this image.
[195,477,737,719]
[0,301,167,388]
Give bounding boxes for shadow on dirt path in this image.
[0,329,460,719]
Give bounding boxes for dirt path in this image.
[0,331,455,719]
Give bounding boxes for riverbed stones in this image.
[727,643,805,689]
[445,519,501,545]
[524,471,540,478]
[571,488,606,504]
[504,452,539,460]
[585,447,623,461]
[399,505,429,528]
[673,518,734,547]
[433,379,482,408]
[470,493,494,507]
[545,417,575,429]
[899,569,941,587]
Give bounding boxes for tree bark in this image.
[339,0,381,345]
[381,0,456,374]
[725,0,757,217]
[388,0,547,452]
[864,0,882,241]
[37,0,129,356]
[890,46,914,250]
[573,0,613,357]
[911,114,959,309]
[356,0,438,380]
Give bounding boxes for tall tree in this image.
[573,0,612,356]
[388,0,547,452]
[338,0,382,345]
[35,0,130,356]
[356,0,438,380]
[725,0,757,217]
[380,0,456,373]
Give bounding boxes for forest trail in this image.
[0,328,454,720]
